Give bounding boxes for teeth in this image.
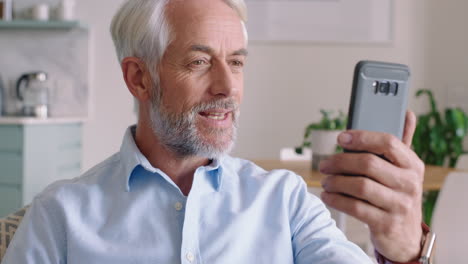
[205,113,226,120]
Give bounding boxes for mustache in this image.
[190,98,239,113]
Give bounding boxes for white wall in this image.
[232,0,428,159]
[75,0,136,171]
[420,0,468,149]
[423,0,468,111]
[74,0,467,171]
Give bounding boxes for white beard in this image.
[148,84,239,159]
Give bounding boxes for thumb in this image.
[402,110,416,147]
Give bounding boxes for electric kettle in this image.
[16,72,50,118]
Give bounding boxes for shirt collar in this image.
[203,156,224,192]
[119,125,225,192]
[119,125,156,191]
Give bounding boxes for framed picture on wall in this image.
[245,0,393,43]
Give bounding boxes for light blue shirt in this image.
[2,126,372,264]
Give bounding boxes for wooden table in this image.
[253,160,466,191]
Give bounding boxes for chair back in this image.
[431,172,468,263]
[0,207,29,261]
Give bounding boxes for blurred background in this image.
[1,0,468,262]
[72,0,468,169]
[0,0,467,204]
[3,0,461,170]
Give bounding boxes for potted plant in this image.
[296,110,347,170]
[412,89,468,225]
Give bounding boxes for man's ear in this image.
[121,57,152,102]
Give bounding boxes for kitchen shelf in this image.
[0,20,86,30]
[0,117,87,125]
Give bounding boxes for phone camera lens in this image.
[379,82,390,94]
[389,82,399,95]
[373,81,379,94]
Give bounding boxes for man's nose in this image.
[209,61,238,97]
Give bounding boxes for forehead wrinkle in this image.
[190,44,214,54]
[189,43,247,58]
[232,48,248,56]
[165,1,247,59]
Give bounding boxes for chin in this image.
[194,123,237,158]
[197,136,235,159]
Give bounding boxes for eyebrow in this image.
[190,44,248,56]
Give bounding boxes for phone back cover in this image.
[347,61,411,140]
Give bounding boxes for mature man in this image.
[2,0,427,263]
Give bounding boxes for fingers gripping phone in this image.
[346,60,411,144]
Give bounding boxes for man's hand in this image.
[319,110,424,262]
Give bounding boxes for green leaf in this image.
[335,145,343,153]
[430,134,448,156]
[445,108,467,138]
[416,89,443,125]
[465,114,468,134]
[412,89,468,167]
[422,191,439,226]
[416,89,438,114]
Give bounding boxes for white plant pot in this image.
[310,130,342,170]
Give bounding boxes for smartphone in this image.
[346,60,411,141]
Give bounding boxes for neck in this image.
[134,119,210,196]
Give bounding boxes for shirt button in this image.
[186,252,194,262]
[174,202,183,211]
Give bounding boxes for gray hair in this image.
[110,0,248,70]
[111,0,248,115]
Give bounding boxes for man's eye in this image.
[190,60,207,66]
[231,60,244,67]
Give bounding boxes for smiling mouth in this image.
[199,111,230,121]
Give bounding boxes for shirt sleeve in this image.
[288,174,374,264]
[1,196,66,264]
